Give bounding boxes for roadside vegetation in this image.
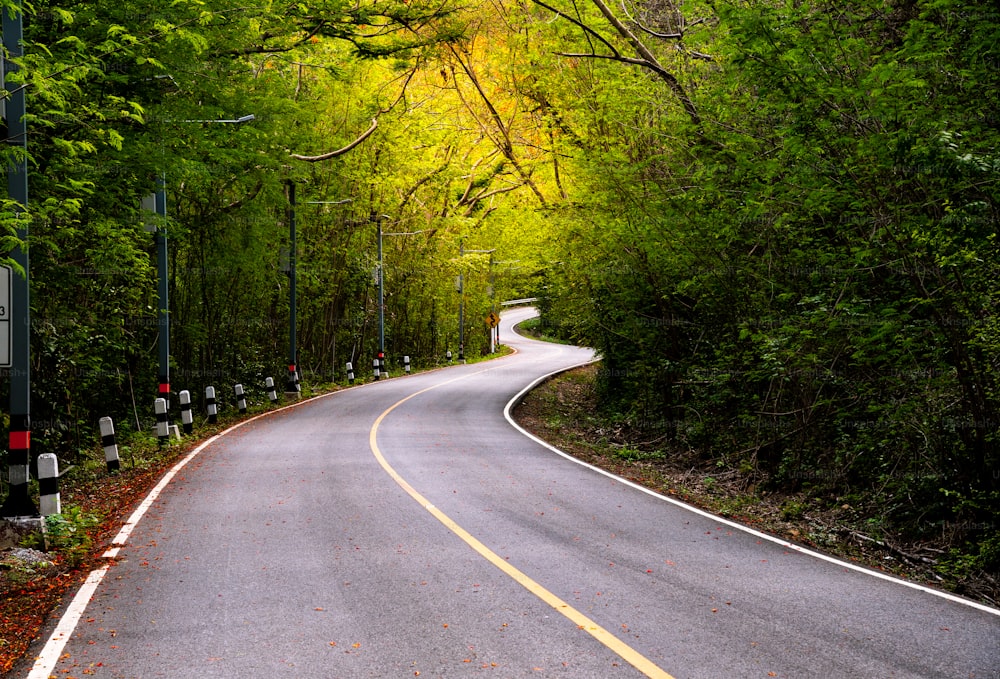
[1,0,998,665]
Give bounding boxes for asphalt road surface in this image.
[16,307,1000,678]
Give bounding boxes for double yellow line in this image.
[368,370,674,679]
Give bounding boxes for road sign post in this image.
[0,265,10,368]
[486,311,500,354]
[2,2,38,518]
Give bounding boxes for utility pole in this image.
[1,1,35,517]
[143,114,255,408]
[154,175,169,408]
[286,181,299,395]
[458,240,464,362]
[375,212,385,369]
[376,218,421,371]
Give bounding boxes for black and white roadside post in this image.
[205,386,217,424]
[99,417,121,473]
[404,355,411,374]
[155,398,169,446]
[265,377,278,403]
[1,2,37,518]
[372,358,380,381]
[179,390,193,434]
[446,349,452,363]
[235,384,247,414]
[37,453,59,517]
[346,361,355,384]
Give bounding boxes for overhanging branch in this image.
[290,118,379,162]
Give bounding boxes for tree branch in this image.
[530,0,622,57]
[290,118,379,162]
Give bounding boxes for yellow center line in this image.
[368,370,675,679]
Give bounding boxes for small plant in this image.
[42,506,102,566]
[781,499,807,521]
[613,446,664,462]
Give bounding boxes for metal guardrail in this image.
[501,297,538,306]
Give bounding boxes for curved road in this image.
[16,307,1000,678]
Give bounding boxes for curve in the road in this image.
[502,366,1000,620]
[21,306,999,679]
[368,365,674,679]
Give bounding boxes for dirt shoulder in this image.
[511,362,999,609]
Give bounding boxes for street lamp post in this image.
[143,114,255,410]
[154,176,169,407]
[286,181,298,394]
[375,217,423,372]
[375,212,385,369]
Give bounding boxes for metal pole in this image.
[376,212,385,364]
[287,181,298,393]
[1,1,36,517]
[148,115,252,409]
[489,253,496,354]
[155,174,169,410]
[458,239,464,362]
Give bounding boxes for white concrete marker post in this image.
[372,358,380,381]
[346,361,355,385]
[235,384,247,414]
[179,390,193,434]
[206,386,218,424]
[38,453,60,517]
[99,417,120,472]
[155,398,169,446]
[265,377,278,403]
[404,355,411,374]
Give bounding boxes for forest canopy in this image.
[1,0,998,577]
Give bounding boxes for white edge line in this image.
[28,353,523,677]
[502,361,1000,618]
[25,388,345,678]
[26,564,111,679]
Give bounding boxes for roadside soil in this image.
[0,453,183,675]
[511,363,999,609]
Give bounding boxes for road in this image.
[16,307,1000,678]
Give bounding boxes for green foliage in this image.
[1,0,997,575]
[39,507,102,566]
[534,0,1000,562]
